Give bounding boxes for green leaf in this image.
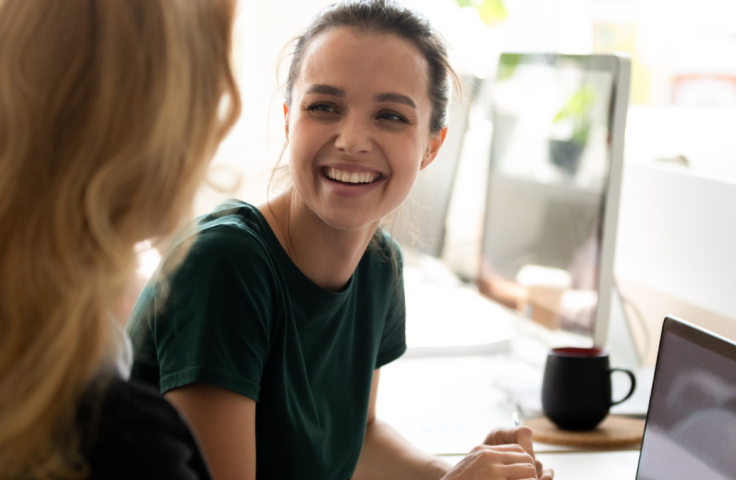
[497,54,521,81]
[553,86,598,143]
[454,0,508,27]
[477,0,508,26]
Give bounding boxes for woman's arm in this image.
[352,370,544,480]
[166,383,257,480]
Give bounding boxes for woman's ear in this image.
[420,126,448,170]
[283,103,290,140]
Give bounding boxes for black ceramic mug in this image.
[541,347,636,431]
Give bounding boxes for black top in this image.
[79,375,211,480]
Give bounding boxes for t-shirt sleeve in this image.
[375,245,407,369]
[153,225,276,401]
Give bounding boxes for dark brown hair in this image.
[273,0,462,278]
[284,0,460,135]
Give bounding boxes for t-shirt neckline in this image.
[245,202,356,306]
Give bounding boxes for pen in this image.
[512,411,520,427]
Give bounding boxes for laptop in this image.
[636,316,736,480]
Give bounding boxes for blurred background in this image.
[144,0,736,365]
[202,0,736,217]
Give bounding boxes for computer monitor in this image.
[477,53,630,347]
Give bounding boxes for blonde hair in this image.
[0,0,241,477]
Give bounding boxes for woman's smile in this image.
[318,164,387,198]
[323,167,382,185]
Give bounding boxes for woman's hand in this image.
[484,426,554,480]
[440,444,538,480]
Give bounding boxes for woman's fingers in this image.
[484,426,535,457]
[481,427,556,479]
[442,443,552,480]
[540,467,555,480]
[468,443,529,460]
[490,463,538,479]
[536,458,544,476]
[466,445,537,477]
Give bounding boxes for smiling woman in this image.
[126,1,552,480]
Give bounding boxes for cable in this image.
[614,279,651,361]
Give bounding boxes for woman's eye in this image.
[378,112,408,124]
[307,103,338,115]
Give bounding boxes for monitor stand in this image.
[402,250,516,358]
[608,283,641,369]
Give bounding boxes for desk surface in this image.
[442,451,641,479]
[384,254,647,478]
[377,353,640,454]
[377,353,643,478]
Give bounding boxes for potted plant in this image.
[549,86,597,175]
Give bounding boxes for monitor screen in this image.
[477,54,627,342]
[636,318,736,480]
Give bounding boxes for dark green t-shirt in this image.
[127,200,406,480]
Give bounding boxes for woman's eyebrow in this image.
[374,92,416,109]
[305,84,345,97]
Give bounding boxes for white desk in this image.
[377,353,643,478]
[442,451,641,479]
[379,257,646,478]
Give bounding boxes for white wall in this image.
[616,161,736,320]
[614,161,736,362]
[625,106,736,180]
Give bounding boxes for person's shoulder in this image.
[103,375,180,421]
[162,200,282,283]
[90,376,189,444]
[358,229,403,295]
[85,376,211,479]
[197,199,262,231]
[191,200,272,258]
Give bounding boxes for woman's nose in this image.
[334,116,372,155]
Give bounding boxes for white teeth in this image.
[326,168,378,184]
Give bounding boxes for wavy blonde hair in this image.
[0,0,241,477]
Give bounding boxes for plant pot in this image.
[548,139,585,176]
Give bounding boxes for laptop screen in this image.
[636,317,736,480]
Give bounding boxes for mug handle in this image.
[609,368,637,406]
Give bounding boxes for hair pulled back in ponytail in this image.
[285,0,460,135]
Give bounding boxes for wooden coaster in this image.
[523,415,645,447]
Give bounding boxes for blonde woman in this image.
[0,0,240,478]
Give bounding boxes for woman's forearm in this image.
[351,418,451,480]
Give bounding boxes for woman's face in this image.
[285,27,446,233]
